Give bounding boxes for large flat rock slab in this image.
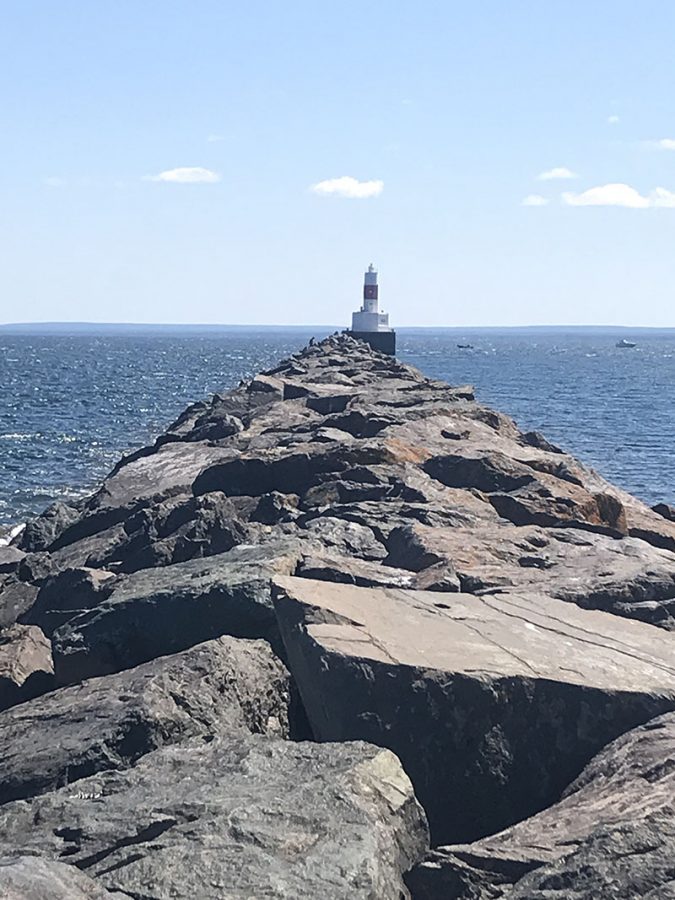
[273,576,675,844]
[0,635,290,804]
[0,736,428,899]
[408,711,675,899]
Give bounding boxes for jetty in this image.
[0,334,674,898]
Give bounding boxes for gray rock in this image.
[382,520,675,627]
[0,625,53,711]
[52,542,305,684]
[18,502,80,553]
[272,576,675,844]
[408,711,675,899]
[0,856,120,899]
[0,635,290,804]
[0,736,428,899]
[0,579,39,629]
[0,547,25,575]
[20,567,117,636]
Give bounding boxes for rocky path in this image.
[0,334,674,898]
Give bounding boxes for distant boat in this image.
[616,339,637,348]
[456,343,474,349]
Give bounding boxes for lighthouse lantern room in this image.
[348,264,396,355]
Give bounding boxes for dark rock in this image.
[16,553,54,585]
[185,411,243,443]
[0,579,39,629]
[20,567,117,636]
[0,736,428,899]
[520,431,563,454]
[0,856,119,899]
[251,491,300,524]
[0,624,54,711]
[94,491,251,573]
[273,576,675,845]
[51,542,305,684]
[408,711,675,899]
[0,635,290,804]
[296,553,416,589]
[424,452,535,494]
[17,502,80,553]
[653,502,675,522]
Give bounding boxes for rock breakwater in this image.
[1,333,675,898]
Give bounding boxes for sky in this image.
[2,1,675,327]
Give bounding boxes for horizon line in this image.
[1,322,675,332]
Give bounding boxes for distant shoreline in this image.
[1,323,674,335]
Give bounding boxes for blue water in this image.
[0,327,674,528]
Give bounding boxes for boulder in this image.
[0,736,428,899]
[0,547,25,575]
[51,541,306,684]
[408,711,675,899]
[0,856,119,899]
[383,521,675,628]
[17,502,79,553]
[20,567,117,636]
[0,624,53,711]
[272,576,675,844]
[653,502,675,522]
[0,580,39,629]
[0,635,290,804]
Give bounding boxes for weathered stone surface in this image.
[0,635,290,804]
[0,547,25,575]
[0,856,120,899]
[408,712,675,899]
[383,520,675,626]
[0,736,428,899]
[51,542,305,684]
[17,501,80,553]
[0,579,39,629]
[0,625,53,711]
[505,816,675,900]
[20,567,117,636]
[273,576,675,844]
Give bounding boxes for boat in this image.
[456,343,474,349]
[616,339,637,348]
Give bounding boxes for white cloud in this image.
[607,115,620,124]
[656,138,675,150]
[44,176,66,188]
[521,194,549,207]
[311,176,384,198]
[146,167,221,184]
[207,134,225,143]
[562,182,675,208]
[537,166,578,181]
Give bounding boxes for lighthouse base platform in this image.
[348,330,396,356]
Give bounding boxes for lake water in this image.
[0,327,673,528]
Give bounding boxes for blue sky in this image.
[2,1,675,326]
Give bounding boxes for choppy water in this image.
[0,327,673,528]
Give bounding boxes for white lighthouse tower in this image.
[348,264,396,355]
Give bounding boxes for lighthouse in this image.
[348,264,396,355]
